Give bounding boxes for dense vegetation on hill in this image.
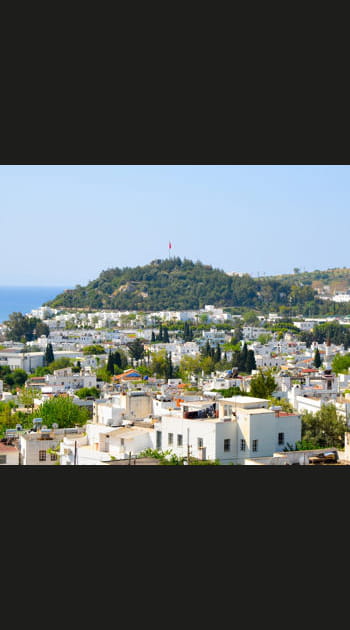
[44,258,350,316]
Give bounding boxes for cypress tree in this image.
[44,342,54,366]
[314,347,322,368]
[238,342,248,372]
[107,351,115,375]
[202,340,211,357]
[165,353,173,379]
[214,344,221,363]
[113,351,122,369]
[151,331,156,342]
[246,349,257,373]
[163,326,170,343]
[183,321,188,341]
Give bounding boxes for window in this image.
[168,433,173,446]
[252,440,258,452]
[197,437,203,448]
[120,438,125,446]
[177,434,183,446]
[39,450,46,461]
[240,439,246,451]
[156,431,162,448]
[224,438,231,452]
[224,405,232,416]
[50,453,58,461]
[0,455,6,465]
[278,432,285,445]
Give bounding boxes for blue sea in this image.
[0,286,69,324]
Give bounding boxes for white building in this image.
[0,350,44,372]
[45,367,97,392]
[153,395,301,464]
[19,427,85,465]
[0,442,19,465]
[93,390,153,426]
[59,421,154,464]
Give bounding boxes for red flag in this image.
[169,241,172,249]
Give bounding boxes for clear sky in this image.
[0,164,349,287]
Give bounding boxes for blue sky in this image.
[0,164,349,286]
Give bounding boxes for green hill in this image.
[44,258,350,316]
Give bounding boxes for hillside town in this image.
[1,303,350,465]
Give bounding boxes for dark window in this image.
[252,440,258,452]
[39,450,46,461]
[156,431,162,448]
[224,439,231,452]
[177,434,183,446]
[197,437,203,448]
[278,432,284,445]
[240,439,246,451]
[168,433,173,446]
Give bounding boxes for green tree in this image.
[82,344,106,355]
[107,350,115,375]
[127,338,145,361]
[163,326,170,343]
[246,349,257,373]
[178,355,202,381]
[332,353,350,374]
[301,404,347,448]
[5,368,28,388]
[249,369,277,399]
[242,311,259,325]
[34,396,89,428]
[4,312,49,342]
[44,342,55,366]
[313,347,322,368]
[238,342,248,372]
[95,366,112,383]
[183,321,193,341]
[199,355,216,375]
[75,386,100,399]
[214,344,221,363]
[257,333,272,345]
[150,349,168,377]
[164,353,173,379]
[33,366,51,376]
[268,396,294,413]
[18,387,39,412]
[157,323,163,341]
[47,358,74,372]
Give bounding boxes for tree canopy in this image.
[249,370,277,399]
[4,312,49,342]
[33,396,89,428]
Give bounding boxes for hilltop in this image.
[44,259,350,315]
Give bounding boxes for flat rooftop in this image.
[218,396,269,407]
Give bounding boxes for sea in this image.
[0,286,69,324]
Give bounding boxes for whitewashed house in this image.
[19,427,85,465]
[59,421,154,464]
[153,395,301,464]
[0,442,19,465]
[93,390,153,426]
